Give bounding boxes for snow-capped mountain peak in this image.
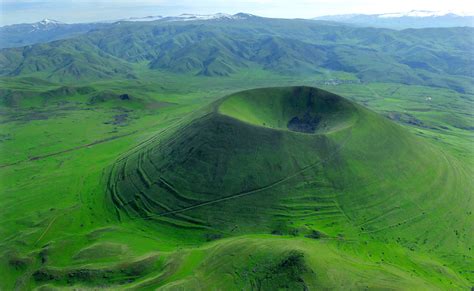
[377,10,464,18]
[313,10,474,29]
[120,13,252,23]
[171,13,245,21]
[29,19,65,32]
[120,15,164,22]
[38,18,64,25]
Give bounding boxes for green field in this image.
[0,69,473,289]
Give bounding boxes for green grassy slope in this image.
[0,38,134,82]
[152,236,463,290]
[0,77,472,289]
[105,86,472,288]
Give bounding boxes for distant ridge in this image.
[0,19,108,48]
[118,13,255,22]
[0,13,258,48]
[1,16,472,93]
[314,10,474,29]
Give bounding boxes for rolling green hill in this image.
[104,86,472,288]
[0,79,472,289]
[0,38,134,82]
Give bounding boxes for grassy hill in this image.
[0,21,109,49]
[103,86,472,288]
[0,78,472,289]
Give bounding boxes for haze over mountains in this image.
[315,10,474,29]
[0,19,109,48]
[0,13,257,48]
[1,11,473,49]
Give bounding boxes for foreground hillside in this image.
[105,86,473,289]
[1,81,471,289]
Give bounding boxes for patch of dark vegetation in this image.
[0,89,37,107]
[119,94,131,100]
[0,133,12,142]
[33,255,159,286]
[204,233,223,241]
[104,114,129,126]
[39,247,50,265]
[6,252,33,271]
[287,112,321,133]
[385,111,435,129]
[271,222,301,236]
[42,86,95,98]
[34,269,60,281]
[1,86,95,107]
[5,109,74,124]
[453,125,474,131]
[8,111,51,122]
[408,108,432,112]
[114,106,134,113]
[36,285,60,291]
[247,250,312,290]
[305,230,325,239]
[88,91,134,105]
[271,228,300,236]
[0,107,81,124]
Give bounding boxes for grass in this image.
[134,235,469,290]
[107,85,472,288]
[0,73,473,289]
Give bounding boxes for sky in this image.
[1,0,473,26]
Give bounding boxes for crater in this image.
[218,86,358,134]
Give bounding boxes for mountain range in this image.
[314,10,474,29]
[0,19,109,48]
[2,11,473,49]
[0,13,255,49]
[1,15,472,93]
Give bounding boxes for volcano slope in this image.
[106,86,473,288]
